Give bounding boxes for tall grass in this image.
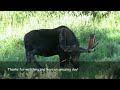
[0,11,120,79]
[1,11,120,61]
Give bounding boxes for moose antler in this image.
[88,34,99,52]
[91,41,99,49]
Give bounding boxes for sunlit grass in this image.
[0,11,120,79]
[0,11,120,62]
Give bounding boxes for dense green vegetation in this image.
[0,11,120,79]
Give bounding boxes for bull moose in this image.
[24,26,98,68]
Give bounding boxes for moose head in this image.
[59,28,98,68]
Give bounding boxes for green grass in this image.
[0,11,120,79]
[0,61,120,79]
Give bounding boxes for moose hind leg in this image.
[25,49,33,65]
[25,44,34,65]
[25,52,31,65]
[28,49,42,68]
[25,50,35,65]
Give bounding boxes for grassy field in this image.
[0,11,120,79]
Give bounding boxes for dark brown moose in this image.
[24,26,98,68]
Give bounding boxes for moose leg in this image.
[59,54,70,68]
[25,47,33,65]
[25,52,31,65]
[26,49,42,68]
